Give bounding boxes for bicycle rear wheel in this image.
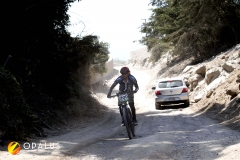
[122,107,132,139]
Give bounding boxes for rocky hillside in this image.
[130,44,240,132]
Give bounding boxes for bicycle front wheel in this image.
[127,107,135,137]
[122,106,132,139]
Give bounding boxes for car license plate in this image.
[165,97,180,101]
[169,97,175,101]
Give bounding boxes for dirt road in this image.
[1,66,240,160]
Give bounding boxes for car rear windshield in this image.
[158,80,183,88]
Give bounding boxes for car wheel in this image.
[155,102,164,110]
[184,100,190,107]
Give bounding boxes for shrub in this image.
[149,43,170,63]
[0,67,37,140]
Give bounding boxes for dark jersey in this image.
[109,74,139,93]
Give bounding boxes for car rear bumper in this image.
[156,100,189,105]
[155,93,189,103]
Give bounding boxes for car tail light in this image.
[155,90,161,95]
[182,88,188,93]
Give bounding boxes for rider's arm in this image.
[109,81,118,94]
[133,82,139,93]
[130,75,139,93]
[107,76,121,97]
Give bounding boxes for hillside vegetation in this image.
[141,0,240,63]
[0,0,109,141]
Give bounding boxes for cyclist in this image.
[107,67,139,125]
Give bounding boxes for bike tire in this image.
[127,107,135,137]
[122,106,132,139]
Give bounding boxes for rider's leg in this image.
[128,93,137,121]
[129,102,136,121]
[118,98,124,124]
[119,105,123,119]
[119,106,125,125]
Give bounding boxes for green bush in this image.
[0,67,37,140]
[149,43,170,63]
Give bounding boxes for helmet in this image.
[120,67,130,74]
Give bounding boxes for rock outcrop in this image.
[182,44,240,103]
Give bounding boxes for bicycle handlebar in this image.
[110,91,136,98]
[110,94,118,98]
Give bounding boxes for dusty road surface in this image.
[1,66,240,160]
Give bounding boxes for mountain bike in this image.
[111,92,135,139]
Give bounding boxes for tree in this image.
[141,0,240,62]
[0,0,110,140]
[90,41,110,75]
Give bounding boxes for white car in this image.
[152,77,190,110]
